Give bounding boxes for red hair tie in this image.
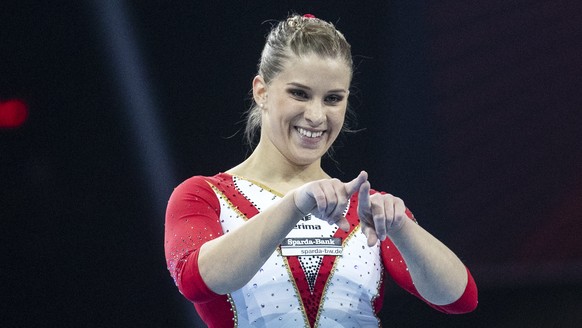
[303,14,316,18]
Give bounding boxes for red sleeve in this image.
[164,176,223,303]
[381,208,478,314]
[431,267,478,314]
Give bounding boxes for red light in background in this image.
[0,99,29,128]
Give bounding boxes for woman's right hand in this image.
[292,171,368,231]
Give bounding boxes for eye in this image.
[324,94,344,105]
[288,89,309,100]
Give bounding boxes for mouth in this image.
[296,127,325,138]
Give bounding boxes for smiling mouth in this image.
[296,127,324,138]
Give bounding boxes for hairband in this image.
[303,14,316,18]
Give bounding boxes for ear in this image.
[252,75,267,106]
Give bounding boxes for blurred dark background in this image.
[2,0,581,327]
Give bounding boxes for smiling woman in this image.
[164,14,477,328]
[249,53,351,168]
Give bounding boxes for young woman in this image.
[165,14,477,327]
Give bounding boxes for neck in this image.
[227,141,329,193]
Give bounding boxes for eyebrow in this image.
[286,82,347,94]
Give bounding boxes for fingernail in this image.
[341,221,350,232]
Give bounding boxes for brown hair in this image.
[244,14,354,148]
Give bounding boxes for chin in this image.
[290,151,326,166]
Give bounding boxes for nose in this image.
[304,101,325,126]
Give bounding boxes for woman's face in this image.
[254,53,351,166]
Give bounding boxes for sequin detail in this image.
[165,173,415,327]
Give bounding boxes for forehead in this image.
[274,53,352,89]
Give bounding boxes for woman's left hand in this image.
[357,182,409,247]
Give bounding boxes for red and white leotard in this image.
[165,173,477,327]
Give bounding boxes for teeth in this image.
[297,127,323,138]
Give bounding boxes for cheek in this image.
[326,113,346,143]
[330,109,347,129]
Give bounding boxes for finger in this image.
[390,197,407,231]
[384,194,395,226]
[336,216,350,232]
[332,178,351,220]
[321,181,339,219]
[344,171,368,195]
[357,182,376,244]
[327,194,349,226]
[361,223,378,247]
[358,181,371,213]
[309,183,327,216]
[357,181,371,229]
[372,195,388,241]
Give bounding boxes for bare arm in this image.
[386,219,467,305]
[198,171,368,294]
[358,182,468,305]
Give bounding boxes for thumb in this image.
[344,171,368,195]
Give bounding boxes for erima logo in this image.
[295,223,321,230]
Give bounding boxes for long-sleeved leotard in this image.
[165,173,477,328]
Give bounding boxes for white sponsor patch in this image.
[280,237,343,256]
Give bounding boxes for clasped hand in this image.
[293,171,408,247]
